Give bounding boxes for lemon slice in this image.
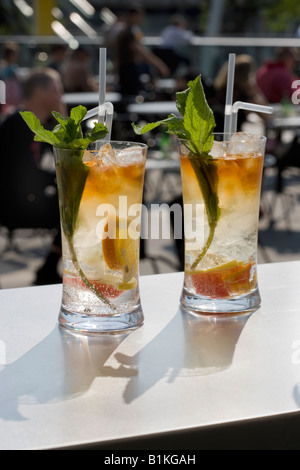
[102,216,123,270]
[118,279,137,290]
[102,215,139,280]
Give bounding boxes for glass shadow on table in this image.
[114,309,251,403]
[57,308,251,404]
[0,308,251,422]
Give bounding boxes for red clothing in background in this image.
[256,61,298,103]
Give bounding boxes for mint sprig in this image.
[20,105,108,150]
[20,106,115,309]
[132,75,221,270]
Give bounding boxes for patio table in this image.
[0,260,300,450]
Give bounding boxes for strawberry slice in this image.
[190,271,230,298]
[190,260,254,298]
[64,276,122,298]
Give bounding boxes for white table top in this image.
[127,101,179,115]
[62,93,178,117]
[63,92,121,105]
[1,260,300,450]
[270,116,300,129]
[146,157,180,171]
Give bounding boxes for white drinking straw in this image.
[223,53,236,136]
[96,47,114,141]
[82,106,99,121]
[230,101,273,134]
[98,48,106,112]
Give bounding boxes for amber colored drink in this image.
[55,141,147,333]
[179,133,266,316]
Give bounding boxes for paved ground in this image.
[1,162,300,290]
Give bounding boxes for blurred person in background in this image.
[155,14,193,74]
[256,47,300,103]
[0,68,66,285]
[48,44,69,75]
[257,48,300,192]
[61,46,97,93]
[102,10,126,64]
[115,5,170,98]
[210,54,268,131]
[0,42,23,117]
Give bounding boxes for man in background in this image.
[256,47,299,103]
[115,6,169,97]
[0,68,65,285]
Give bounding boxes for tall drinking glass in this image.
[179,133,266,316]
[54,141,147,333]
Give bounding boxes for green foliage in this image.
[20,105,108,150]
[132,75,215,152]
[261,0,300,33]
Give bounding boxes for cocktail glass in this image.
[54,141,147,333]
[179,133,266,316]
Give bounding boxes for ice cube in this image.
[82,150,96,165]
[210,140,227,158]
[99,143,116,167]
[114,146,145,166]
[74,225,99,249]
[82,144,116,168]
[227,132,259,156]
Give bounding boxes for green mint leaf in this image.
[163,114,187,139]
[183,76,215,153]
[20,111,60,146]
[132,114,188,139]
[20,105,108,150]
[70,105,87,124]
[132,75,215,154]
[51,111,67,127]
[85,121,109,141]
[66,122,108,149]
[52,109,83,144]
[55,149,89,240]
[175,87,190,116]
[132,117,172,135]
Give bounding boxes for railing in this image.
[1,34,300,80]
[1,34,300,47]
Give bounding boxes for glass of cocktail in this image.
[179,132,266,316]
[54,140,147,333]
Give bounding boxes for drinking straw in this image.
[88,47,113,141]
[98,47,106,111]
[230,101,273,134]
[83,106,99,121]
[82,101,114,125]
[223,53,236,136]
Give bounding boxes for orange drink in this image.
[179,133,266,316]
[54,141,147,333]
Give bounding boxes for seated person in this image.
[0,67,65,284]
